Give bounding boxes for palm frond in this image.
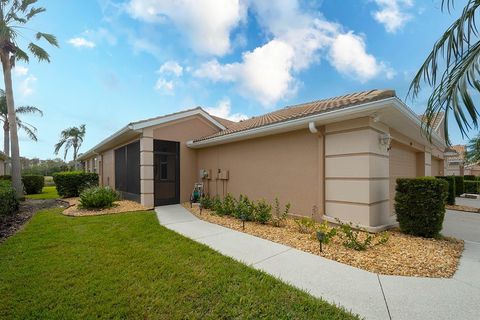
[54,138,66,155]
[26,6,45,20]
[14,46,29,63]
[28,42,50,62]
[20,0,37,12]
[15,105,43,116]
[35,32,58,47]
[17,121,37,141]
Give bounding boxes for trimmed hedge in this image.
[0,175,11,180]
[0,180,19,218]
[464,181,480,194]
[435,176,456,205]
[53,171,99,197]
[79,186,119,209]
[22,175,44,194]
[453,176,464,196]
[395,177,448,238]
[464,175,476,181]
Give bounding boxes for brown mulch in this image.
[0,199,68,243]
[183,204,464,278]
[446,204,480,213]
[63,198,148,216]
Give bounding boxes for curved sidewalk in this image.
[156,205,480,320]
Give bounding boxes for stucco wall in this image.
[196,129,321,217]
[101,149,115,188]
[151,115,220,204]
[0,159,4,176]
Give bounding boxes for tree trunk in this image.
[3,120,9,156]
[73,141,78,170]
[1,51,23,198]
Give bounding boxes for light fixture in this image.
[379,133,392,150]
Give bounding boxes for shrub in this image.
[79,186,119,209]
[53,171,98,197]
[272,197,291,227]
[395,177,448,238]
[22,175,44,194]
[234,195,255,221]
[464,175,475,181]
[199,195,213,209]
[212,196,225,216]
[0,175,11,181]
[222,193,236,215]
[0,180,19,219]
[254,199,272,224]
[453,176,464,196]
[295,217,315,234]
[316,221,337,245]
[435,176,456,205]
[334,219,389,251]
[464,181,480,194]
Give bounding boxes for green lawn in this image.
[0,209,357,319]
[25,186,59,200]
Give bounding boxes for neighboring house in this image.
[445,145,466,176]
[0,151,8,176]
[78,89,446,231]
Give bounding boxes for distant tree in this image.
[54,125,86,169]
[0,89,43,156]
[465,134,480,164]
[0,0,58,197]
[409,0,480,144]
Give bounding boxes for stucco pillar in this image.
[323,117,391,231]
[140,128,154,208]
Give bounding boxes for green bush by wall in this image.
[435,176,456,205]
[464,181,480,194]
[53,172,99,198]
[464,175,476,181]
[22,175,44,195]
[0,180,19,218]
[453,176,464,196]
[79,186,119,209]
[395,177,448,238]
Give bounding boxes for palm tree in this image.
[465,134,480,164]
[0,89,43,156]
[54,125,86,169]
[409,0,480,145]
[0,1,58,197]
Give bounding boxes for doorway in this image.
[154,140,180,206]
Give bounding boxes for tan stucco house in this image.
[0,151,7,176]
[78,89,446,231]
[445,145,466,176]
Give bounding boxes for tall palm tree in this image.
[0,88,43,156]
[409,0,480,145]
[54,125,86,169]
[0,1,58,197]
[465,134,480,164]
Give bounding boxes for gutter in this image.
[187,97,446,149]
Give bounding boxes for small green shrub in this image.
[0,175,11,181]
[435,176,456,205]
[200,195,213,209]
[464,181,480,194]
[79,186,119,209]
[395,177,448,238]
[464,175,475,181]
[53,171,98,197]
[337,221,372,251]
[295,217,315,234]
[234,195,255,221]
[22,175,44,195]
[0,180,19,219]
[212,196,225,216]
[316,221,337,245]
[222,193,236,215]
[453,176,464,196]
[271,197,291,227]
[254,199,272,224]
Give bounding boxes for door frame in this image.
[153,140,180,206]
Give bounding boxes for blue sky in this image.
[4,0,474,160]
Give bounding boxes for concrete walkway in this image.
[156,205,480,320]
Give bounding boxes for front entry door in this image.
[154,140,180,206]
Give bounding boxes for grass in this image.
[25,186,59,200]
[0,209,357,319]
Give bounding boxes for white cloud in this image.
[14,66,29,77]
[194,0,393,106]
[154,78,174,93]
[13,66,37,96]
[126,0,246,56]
[20,75,37,96]
[372,0,414,33]
[158,61,183,77]
[68,37,96,48]
[204,98,248,122]
[329,32,395,82]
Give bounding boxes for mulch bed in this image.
[446,204,480,213]
[63,198,148,216]
[183,204,464,278]
[0,199,68,243]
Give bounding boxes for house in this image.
[78,89,446,232]
[0,151,7,176]
[445,145,466,176]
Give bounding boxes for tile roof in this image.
[418,112,445,130]
[194,89,396,142]
[210,115,237,129]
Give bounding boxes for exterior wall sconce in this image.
[379,133,392,151]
